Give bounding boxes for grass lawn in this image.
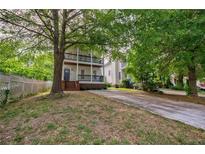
[0,91,205,144]
[108,87,142,92]
[109,87,205,105]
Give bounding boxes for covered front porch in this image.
[62,62,105,90]
[61,81,106,91]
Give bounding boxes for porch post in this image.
[91,52,93,83]
[103,54,105,82]
[76,48,79,81]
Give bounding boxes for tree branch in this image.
[59,10,68,52]
[52,10,59,53]
[0,10,53,41]
[34,10,54,39]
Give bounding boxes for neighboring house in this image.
[170,74,205,90]
[170,74,188,87]
[62,48,105,90]
[197,81,205,90]
[104,59,127,86]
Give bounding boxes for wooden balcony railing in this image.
[64,53,103,64]
[78,75,104,82]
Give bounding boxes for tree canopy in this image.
[126,10,205,96]
[0,40,53,80]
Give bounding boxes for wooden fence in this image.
[0,74,52,104]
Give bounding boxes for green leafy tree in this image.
[127,10,205,96]
[0,40,53,80]
[0,9,133,94]
[156,10,205,96]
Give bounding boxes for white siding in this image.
[62,63,103,81]
[62,64,77,81]
[104,60,126,85]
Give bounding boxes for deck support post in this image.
[103,54,105,82]
[76,48,79,81]
[91,52,93,83]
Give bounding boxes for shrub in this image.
[171,85,184,91]
[133,82,143,90]
[155,81,164,88]
[137,72,159,92]
[184,84,192,96]
[105,83,112,88]
[121,79,133,88]
[114,84,119,88]
[164,78,173,88]
[142,80,158,92]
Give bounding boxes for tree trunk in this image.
[187,65,198,97]
[50,9,64,94]
[50,51,64,94]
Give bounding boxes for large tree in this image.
[0,10,87,94]
[126,10,205,96]
[156,10,205,96]
[0,9,132,94]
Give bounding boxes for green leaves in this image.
[126,10,205,91]
[0,40,53,80]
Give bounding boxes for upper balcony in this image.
[64,53,103,65]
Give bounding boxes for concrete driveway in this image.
[160,88,205,98]
[89,90,205,130]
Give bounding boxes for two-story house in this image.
[104,59,127,86]
[61,48,106,90]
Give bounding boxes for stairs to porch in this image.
[62,81,80,91]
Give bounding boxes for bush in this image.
[184,84,192,96]
[155,81,164,88]
[105,83,112,88]
[171,85,184,91]
[133,82,143,90]
[121,79,133,88]
[137,72,159,92]
[114,84,119,88]
[164,78,173,88]
[141,79,158,92]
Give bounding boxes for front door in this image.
[64,69,70,81]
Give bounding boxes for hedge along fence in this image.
[0,74,52,107]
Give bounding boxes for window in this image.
[93,70,97,80]
[93,70,97,76]
[81,70,85,75]
[108,70,111,76]
[119,72,121,80]
[81,70,85,79]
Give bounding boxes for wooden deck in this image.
[62,81,106,91]
[61,81,80,91]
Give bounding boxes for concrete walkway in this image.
[89,90,205,130]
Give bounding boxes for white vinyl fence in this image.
[0,74,52,104]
